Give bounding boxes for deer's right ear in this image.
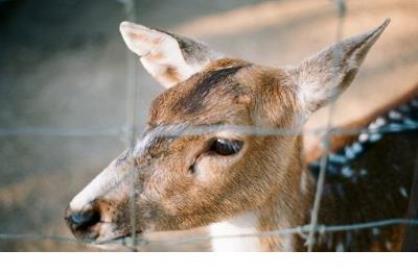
[120,22,223,88]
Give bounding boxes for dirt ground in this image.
[0,0,417,251]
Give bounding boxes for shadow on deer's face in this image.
[65,20,389,244]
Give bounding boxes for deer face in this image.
[65,21,389,244]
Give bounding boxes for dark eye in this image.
[209,139,243,156]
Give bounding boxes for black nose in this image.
[66,208,101,230]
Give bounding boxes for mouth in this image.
[94,231,144,248]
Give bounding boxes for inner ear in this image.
[120,21,223,88]
[290,19,390,116]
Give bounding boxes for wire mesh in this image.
[0,0,417,252]
[306,0,347,252]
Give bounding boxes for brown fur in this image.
[142,59,307,231]
[66,21,397,251]
[67,58,312,249]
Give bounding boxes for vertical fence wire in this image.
[121,0,139,250]
[306,0,347,251]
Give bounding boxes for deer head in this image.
[65,20,389,251]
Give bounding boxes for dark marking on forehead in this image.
[195,66,245,98]
[175,65,247,113]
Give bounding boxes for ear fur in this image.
[120,21,222,88]
[290,19,390,116]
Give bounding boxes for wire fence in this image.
[0,0,417,252]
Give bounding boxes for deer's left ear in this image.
[120,22,223,88]
[289,19,390,116]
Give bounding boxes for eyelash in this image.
[188,138,243,174]
[209,138,243,156]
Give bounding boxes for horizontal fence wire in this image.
[0,127,126,137]
[1,218,418,251]
[1,123,416,137]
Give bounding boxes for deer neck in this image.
[208,197,307,252]
[209,142,310,252]
[209,211,260,251]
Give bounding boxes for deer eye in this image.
[209,139,243,156]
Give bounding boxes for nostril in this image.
[67,209,101,230]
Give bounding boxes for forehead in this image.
[148,60,254,126]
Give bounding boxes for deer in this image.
[64,19,418,251]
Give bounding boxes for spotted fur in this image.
[309,93,418,251]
